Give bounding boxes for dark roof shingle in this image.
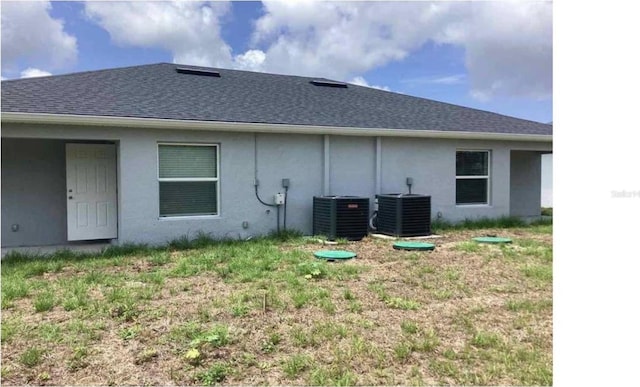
[1,63,552,135]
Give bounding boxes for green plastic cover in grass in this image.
[472,237,512,244]
[314,250,357,260]
[392,242,436,251]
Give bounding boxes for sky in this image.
[1,0,552,123]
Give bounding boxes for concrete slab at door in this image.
[66,144,117,241]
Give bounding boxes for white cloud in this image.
[80,0,551,100]
[349,76,390,91]
[0,1,77,72]
[401,74,466,86]
[20,68,52,78]
[234,49,266,71]
[247,0,551,99]
[84,1,234,68]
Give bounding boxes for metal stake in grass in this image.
[263,291,267,313]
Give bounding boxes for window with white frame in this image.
[158,143,219,217]
[456,150,490,205]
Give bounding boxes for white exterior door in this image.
[66,143,118,241]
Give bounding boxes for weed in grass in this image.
[230,302,250,317]
[62,280,90,311]
[349,336,368,356]
[261,333,282,354]
[319,298,336,314]
[418,264,436,275]
[292,291,311,309]
[438,216,526,230]
[312,322,348,341]
[309,365,357,386]
[442,348,457,360]
[24,261,50,277]
[168,235,194,250]
[506,298,552,312]
[135,348,158,365]
[269,229,304,242]
[169,321,203,344]
[455,241,481,253]
[490,283,521,294]
[1,276,29,303]
[430,359,460,379]
[385,297,420,310]
[110,300,139,322]
[291,326,317,348]
[401,320,419,335]
[192,231,217,248]
[119,325,142,341]
[330,264,364,280]
[38,323,63,343]
[471,331,503,349]
[184,348,202,366]
[37,371,51,382]
[64,320,104,344]
[444,268,461,281]
[196,306,212,322]
[20,347,45,367]
[433,289,454,300]
[1,367,10,379]
[368,282,388,300]
[348,300,363,313]
[99,243,146,257]
[416,329,440,352]
[342,288,355,300]
[522,265,552,282]
[409,366,425,386]
[1,319,21,343]
[171,259,202,277]
[139,271,166,285]
[190,324,230,348]
[297,261,327,279]
[34,291,56,312]
[147,252,171,266]
[196,362,229,385]
[394,342,413,362]
[83,270,104,285]
[239,352,258,367]
[283,354,311,378]
[67,346,89,370]
[530,223,553,233]
[1,297,13,309]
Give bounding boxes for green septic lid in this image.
[473,237,512,244]
[393,241,436,251]
[314,250,357,260]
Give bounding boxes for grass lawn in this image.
[1,223,552,385]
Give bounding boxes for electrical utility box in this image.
[274,193,285,205]
[312,196,370,241]
[376,194,431,237]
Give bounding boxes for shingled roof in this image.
[1,63,551,136]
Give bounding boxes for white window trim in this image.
[455,149,491,206]
[157,142,221,218]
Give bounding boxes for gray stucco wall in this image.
[1,123,550,246]
[1,138,67,246]
[510,151,542,217]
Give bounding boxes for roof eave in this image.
[0,112,552,143]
